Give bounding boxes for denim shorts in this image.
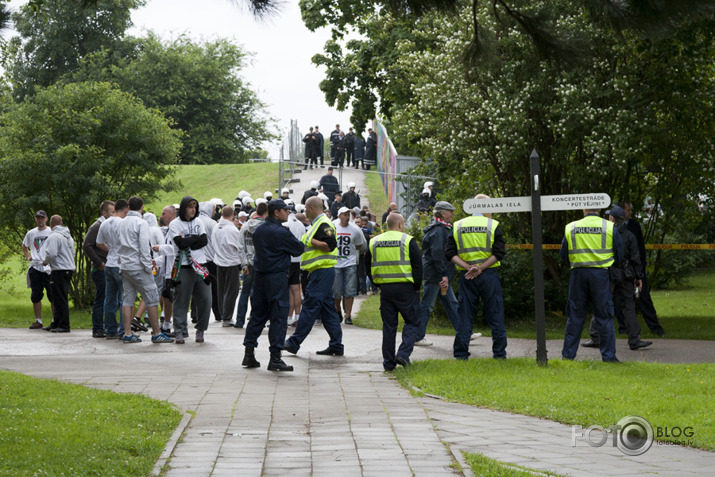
[120,269,160,307]
[333,265,357,298]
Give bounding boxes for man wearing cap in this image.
[366,213,422,370]
[23,210,53,329]
[42,215,76,333]
[242,199,304,371]
[315,126,325,167]
[416,201,461,346]
[621,201,666,337]
[582,206,652,351]
[446,196,508,359]
[333,206,366,324]
[284,196,344,356]
[319,166,340,202]
[329,191,343,220]
[560,208,624,362]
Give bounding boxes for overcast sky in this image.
[6,0,356,159]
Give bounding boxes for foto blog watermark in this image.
[571,416,694,456]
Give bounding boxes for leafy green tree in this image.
[0,81,182,307]
[4,0,143,100]
[70,34,277,164]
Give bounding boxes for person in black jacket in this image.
[583,206,652,350]
[353,133,366,169]
[365,128,377,170]
[416,189,436,213]
[343,183,361,209]
[329,124,341,166]
[303,127,318,170]
[416,202,461,347]
[315,126,325,167]
[301,181,320,205]
[319,167,340,201]
[344,128,356,167]
[329,191,343,219]
[621,201,665,337]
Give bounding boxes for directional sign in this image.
[462,197,531,214]
[540,193,611,211]
[463,193,610,214]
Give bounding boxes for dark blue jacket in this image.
[253,217,304,273]
[422,219,455,284]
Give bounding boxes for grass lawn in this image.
[354,269,715,340]
[364,171,390,219]
[0,370,182,476]
[394,358,714,451]
[463,452,564,477]
[143,162,279,214]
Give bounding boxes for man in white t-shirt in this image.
[333,207,366,324]
[22,210,52,329]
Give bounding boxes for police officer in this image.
[446,197,507,359]
[242,199,305,371]
[366,213,422,371]
[284,196,345,356]
[583,206,652,351]
[560,208,624,362]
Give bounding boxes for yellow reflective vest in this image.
[453,215,500,270]
[369,230,414,284]
[300,214,338,271]
[565,215,615,268]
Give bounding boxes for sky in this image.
[5,0,356,159]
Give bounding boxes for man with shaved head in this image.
[42,215,76,332]
[366,213,422,370]
[212,205,242,326]
[284,196,344,356]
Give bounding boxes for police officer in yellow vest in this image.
[366,213,423,370]
[446,198,507,359]
[560,208,624,362]
[284,196,344,356]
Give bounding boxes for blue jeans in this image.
[286,268,343,352]
[91,268,106,332]
[418,281,459,341]
[455,268,507,359]
[103,266,124,335]
[562,268,616,362]
[235,266,254,327]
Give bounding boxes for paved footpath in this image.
[2,295,713,477]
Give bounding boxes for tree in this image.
[3,0,143,101]
[70,34,277,164]
[0,81,182,307]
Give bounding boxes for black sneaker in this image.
[131,317,148,332]
[345,317,353,325]
[92,330,106,338]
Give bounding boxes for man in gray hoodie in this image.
[42,215,76,333]
[234,202,268,328]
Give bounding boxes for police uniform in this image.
[243,208,304,359]
[446,214,507,359]
[560,213,624,362]
[366,230,423,371]
[285,213,344,354]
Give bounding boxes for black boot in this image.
[242,347,260,368]
[267,352,293,372]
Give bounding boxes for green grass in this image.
[355,269,715,340]
[394,358,714,451]
[463,451,564,477]
[0,370,182,476]
[143,162,279,214]
[364,170,390,219]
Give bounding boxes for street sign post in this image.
[462,153,611,366]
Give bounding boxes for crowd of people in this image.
[24,178,664,369]
[302,124,377,170]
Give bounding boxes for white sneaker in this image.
[414,338,433,346]
[470,333,483,341]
